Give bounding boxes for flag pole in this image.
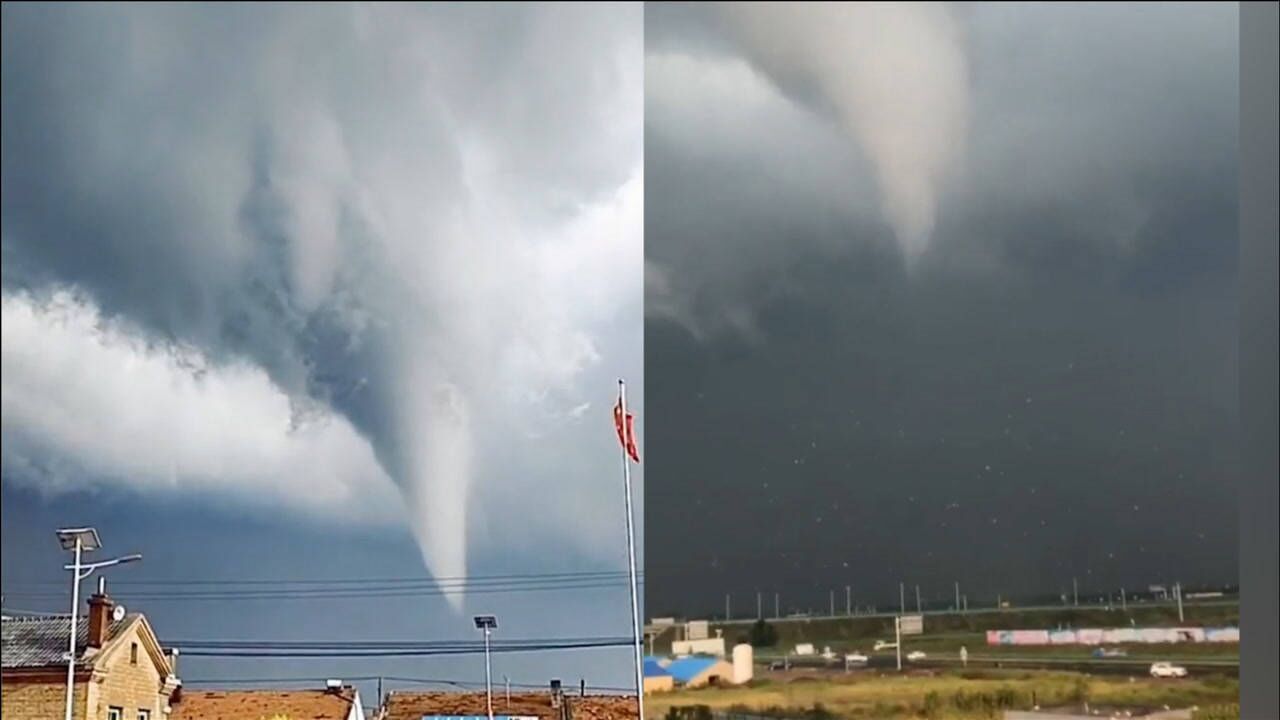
[618,378,645,720]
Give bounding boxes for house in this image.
[169,683,365,720]
[642,659,674,694]
[1,584,180,720]
[376,689,637,720]
[664,656,733,688]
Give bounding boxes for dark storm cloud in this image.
[2,2,643,601]
[644,3,1237,615]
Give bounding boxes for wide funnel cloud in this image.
[722,2,970,258]
[1,3,643,606]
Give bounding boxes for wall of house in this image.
[0,677,89,720]
[685,661,733,688]
[643,675,675,694]
[86,625,168,720]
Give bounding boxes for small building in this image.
[170,685,364,720]
[642,659,674,694]
[1,586,179,720]
[664,656,734,689]
[671,637,725,657]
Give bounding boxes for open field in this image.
[647,669,1240,720]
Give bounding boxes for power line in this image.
[177,638,632,658]
[179,674,632,694]
[4,569,642,589]
[1,576,643,603]
[167,636,634,649]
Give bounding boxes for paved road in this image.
[754,652,1238,676]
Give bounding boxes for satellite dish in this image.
[112,605,126,622]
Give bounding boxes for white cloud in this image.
[1,288,401,522]
[1,4,644,597]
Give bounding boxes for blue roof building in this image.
[643,659,671,678]
[664,656,733,687]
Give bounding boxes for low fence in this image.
[986,627,1239,646]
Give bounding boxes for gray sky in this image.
[2,1,643,691]
[644,2,1238,617]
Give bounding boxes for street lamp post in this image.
[56,527,141,720]
[474,615,498,720]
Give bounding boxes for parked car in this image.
[1093,647,1128,658]
[873,640,898,651]
[906,651,927,661]
[844,652,869,665]
[1149,662,1188,678]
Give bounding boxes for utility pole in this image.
[997,594,1002,610]
[1121,588,1127,612]
[726,593,731,621]
[899,582,905,616]
[1176,582,1184,623]
[962,595,968,613]
[915,585,922,614]
[954,582,960,612]
[1073,577,1079,607]
[55,528,140,720]
[775,592,780,619]
[829,589,834,617]
[846,585,851,616]
[894,616,903,672]
[757,591,762,620]
[473,615,498,720]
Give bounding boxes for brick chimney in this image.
[86,577,114,648]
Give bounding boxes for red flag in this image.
[613,396,641,464]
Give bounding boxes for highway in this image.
[750,652,1238,676]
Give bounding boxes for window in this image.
[107,708,123,720]
[130,642,139,665]
[137,710,151,720]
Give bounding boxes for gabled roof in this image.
[1,614,133,670]
[380,691,636,720]
[171,688,359,720]
[664,656,723,684]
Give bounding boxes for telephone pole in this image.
[954,582,960,612]
[829,589,835,617]
[899,582,906,615]
[726,593,731,621]
[1073,577,1079,606]
[1175,582,1184,622]
[846,585,851,616]
[915,585,922,614]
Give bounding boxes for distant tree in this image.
[749,619,778,647]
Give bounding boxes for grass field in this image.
[647,669,1240,720]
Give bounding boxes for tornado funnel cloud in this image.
[398,379,473,611]
[723,2,970,259]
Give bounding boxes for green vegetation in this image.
[646,670,1239,720]
[749,619,780,648]
[1192,703,1241,720]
